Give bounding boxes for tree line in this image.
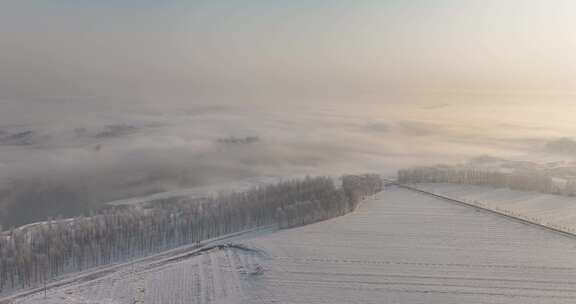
[0,174,382,294]
[398,167,576,196]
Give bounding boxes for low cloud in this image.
[365,122,390,133]
[545,138,576,155]
[396,121,446,137]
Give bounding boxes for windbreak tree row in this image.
[398,167,576,196]
[0,174,382,294]
[278,174,383,228]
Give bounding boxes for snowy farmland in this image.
[14,186,576,303]
[412,183,576,233]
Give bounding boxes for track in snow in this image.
[15,244,266,304]
[16,186,576,303]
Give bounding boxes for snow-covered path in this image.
[16,186,576,303]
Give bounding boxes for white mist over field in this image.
[1,96,574,226]
[2,0,576,226]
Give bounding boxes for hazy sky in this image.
[2,0,576,104]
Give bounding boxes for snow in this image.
[412,183,576,232]
[14,186,576,303]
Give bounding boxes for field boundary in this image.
[396,183,576,241]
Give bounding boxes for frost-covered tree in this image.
[0,174,383,294]
[398,167,563,195]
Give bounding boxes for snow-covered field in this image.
[14,186,576,303]
[413,183,576,232]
